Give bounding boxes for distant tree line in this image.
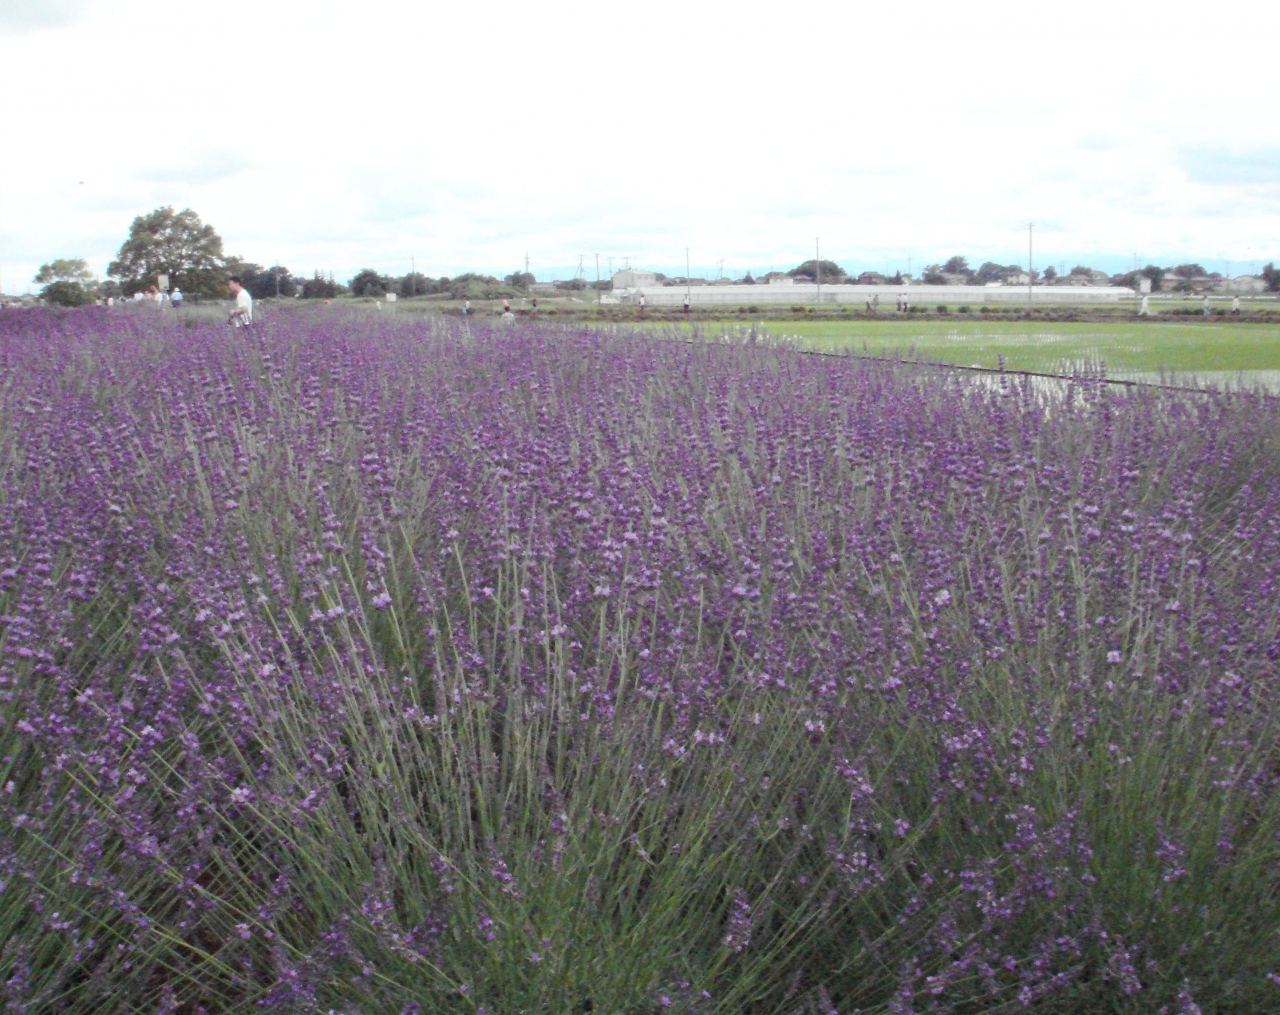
[27,209,1280,307]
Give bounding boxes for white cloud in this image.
[0,0,88,34]
[2,0,1279,292]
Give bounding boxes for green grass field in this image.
[751,318,1280,374]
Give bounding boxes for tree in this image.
[1262,263,1280,292]
[301,272,345,299]
[34,258,99,306]
[739,272,755,285]
[238,264,296,300]
[943,256,972,277]
[349,269,388,297]
[788,259,847,281]
[504,271,535,287]
[922,265,947,285]
[1042,265,1058,282]
[400,272,437,297]
[1070,265,1095,277]
[108,207,230,297]
[1173,263,1207,279]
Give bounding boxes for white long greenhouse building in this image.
[602,281,1136,307]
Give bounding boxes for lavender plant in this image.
[1,307,1278,1014]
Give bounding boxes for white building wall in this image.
[602,284,1135,306]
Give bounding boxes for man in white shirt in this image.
[227,276,253,327]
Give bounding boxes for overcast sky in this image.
[2,0,1278,290]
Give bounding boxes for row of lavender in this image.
[1,307,1278,1013]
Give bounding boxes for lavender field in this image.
[2,308,1279,1014]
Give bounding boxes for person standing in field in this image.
[1140,294,1150,316]
[227,276,253,328]
[1232,296,1240,314]
[1202,294,1211,317]
[171,287,183,310]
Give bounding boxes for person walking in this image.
[462,300,470,315]
[682,294,691,314]
[171,287,183,310]
[638,294,645,313]
[1140,294,1150,316]
[1202,294,1211,317]
[1232,295,1241,315]
[227,275,253,328]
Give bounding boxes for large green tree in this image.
[788,259,847,282]
[108,207,230,297]
[33,258,99,306]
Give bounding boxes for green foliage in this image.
[349,268,390,297]
[975,261,1024,284]
[238,263,296,300]
[1262,262,1280,292]
[943,255,971,276]
[1173,263,1208,279]
[33,258,95,286]
[788,259,846,281]
[922,265,947,285]
[107,206,230,297]
[397,272,432,297]
[1043,265,1058,282]
[39,280,96,306]
[33,258,98,305]
[301,272,345,299]
[504,271,536,287]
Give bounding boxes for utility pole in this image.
[1027,222,1034,312]
[595,253,599,283]
[685,247,691,312]
[815,237,821,308]
[525,253,530,277]
[411,256,416,297]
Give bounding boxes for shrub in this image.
[1,312,1277,1015]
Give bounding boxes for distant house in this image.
[766,274,794,286]
[1002,271,1031,286]
[1062,269,1110,287]
[1226,275,1267,293]
[612,269,659,289]
[857,272,889,285]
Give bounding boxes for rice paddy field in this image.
[740,319,1280,382]
[2,307,1280,1014]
